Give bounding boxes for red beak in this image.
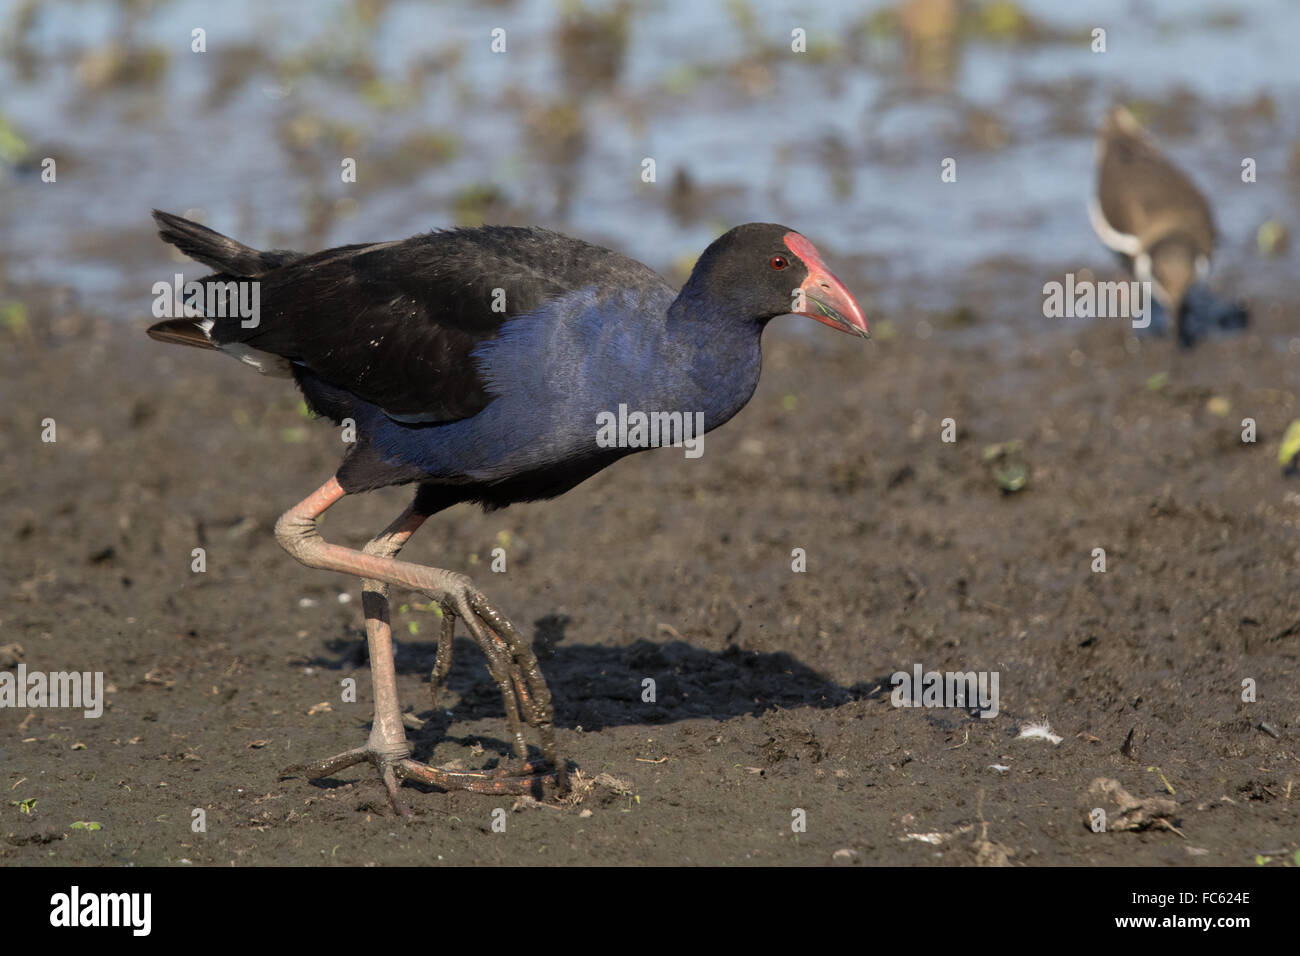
[784,232,869,338]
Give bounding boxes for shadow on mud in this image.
[306,614,887,735]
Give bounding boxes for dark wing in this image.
[204,225,665,423]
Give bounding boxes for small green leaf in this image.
[1278,420,1300,470]
[1145,371,1169,393]
[0,114,29,164]
[994,464,1027,493]
[1,302,29,337]
[1257,219,1288,257]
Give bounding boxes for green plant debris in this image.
[1278,420,1300,471]
[994,463,1027,492]
[0,114,30,164]
[983,441,1029,493]
[1146,765,1175,795]
[1257,219,1288,257]
[1,302,30,340]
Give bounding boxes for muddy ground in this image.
[2,274,1296,867]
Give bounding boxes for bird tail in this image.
[145,318,219,350]
[152,209,281,276]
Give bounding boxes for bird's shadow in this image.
[307,613,885,737]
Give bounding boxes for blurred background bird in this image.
[1089,104,1248,347]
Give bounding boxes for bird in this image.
[1089,104,1247,346]
[147,211,868,814]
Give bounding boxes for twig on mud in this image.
[970,789,1015,863]
[900,567,926,603]
[1156,819,1187,839]
[511,794,563,812]
[1147,766,1176,795]
[902,824,980,847]
[1120,726,1137,759]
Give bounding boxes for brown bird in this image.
[1089,105,1246,346]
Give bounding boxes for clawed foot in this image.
[282,746,559,816]
[282,576,567,815]
[428,575,564,783]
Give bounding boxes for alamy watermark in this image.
[151,274,260,329]
[595,404,705,458]
[49,886,150,936]
[0,664,104,718]
[890,663,999,718]
[1043,273,1150,329]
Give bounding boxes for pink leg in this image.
[276,478,566,813]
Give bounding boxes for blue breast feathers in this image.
[361,285,764,482]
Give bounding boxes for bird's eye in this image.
[770,255,788,271]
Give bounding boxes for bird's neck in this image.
[661,291,766,429]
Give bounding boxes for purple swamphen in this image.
[148,211,868,813]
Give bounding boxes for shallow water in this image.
[0,0,1296,324]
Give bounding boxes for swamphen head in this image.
[676,223,869,337]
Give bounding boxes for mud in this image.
[3,286,1297,865]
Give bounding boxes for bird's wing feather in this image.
[204,226,668,423]
[1097,132,1216,254]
